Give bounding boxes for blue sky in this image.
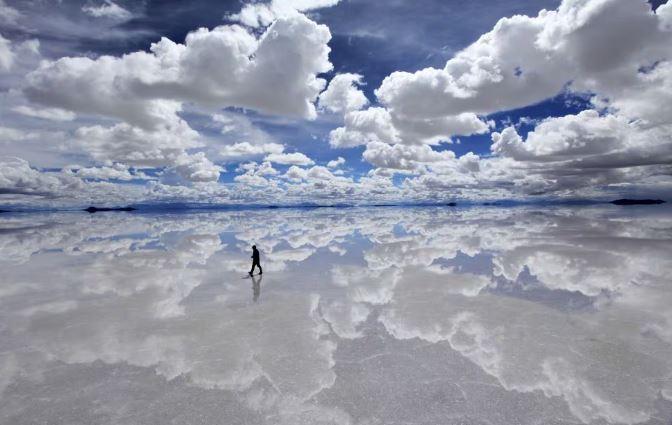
[1,0,671,206]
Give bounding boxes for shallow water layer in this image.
[1,206,671,425]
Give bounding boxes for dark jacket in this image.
[252,248,260,262]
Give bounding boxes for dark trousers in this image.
[250,261,262,274]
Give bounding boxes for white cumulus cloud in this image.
[82,1,132,21]
[264,152,315,166]
[231,0,341,28]
[25,14,332,127]
[318,73,369,114]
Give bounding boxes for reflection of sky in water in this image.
[1,206,672,424]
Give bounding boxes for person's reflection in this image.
[251,274,262,303]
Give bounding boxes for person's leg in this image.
[249,262,255,275]
[258,263,262,274]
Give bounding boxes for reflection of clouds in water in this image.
[321,266,401,339]
[2,257,341,422]
[0,211,364,424]
[80,234,222,318]
[490,212,672,297]
[379,283,670,424]
[1,206,671,424]
[3,293,342,423]
[372,210,672,424]
[0,213,229,264]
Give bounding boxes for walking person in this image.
[249,245,262,276]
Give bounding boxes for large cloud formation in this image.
[375,0,671,120]
[1,0,672,206]
[330,0,672,197]
[9,11,333,187]
[25,15,332,125]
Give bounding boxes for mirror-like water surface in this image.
[1,206,671,425]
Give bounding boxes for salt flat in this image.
[1,206,671,425]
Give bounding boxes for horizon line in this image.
[1,198,668,214]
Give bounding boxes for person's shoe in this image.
[259,271,262,275]
[248,272,253,276]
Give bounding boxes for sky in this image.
[1,0,671,207]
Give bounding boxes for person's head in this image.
[252,245,257,250]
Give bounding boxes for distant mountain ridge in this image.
[84,206,137,213]
[610,199,666,205]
